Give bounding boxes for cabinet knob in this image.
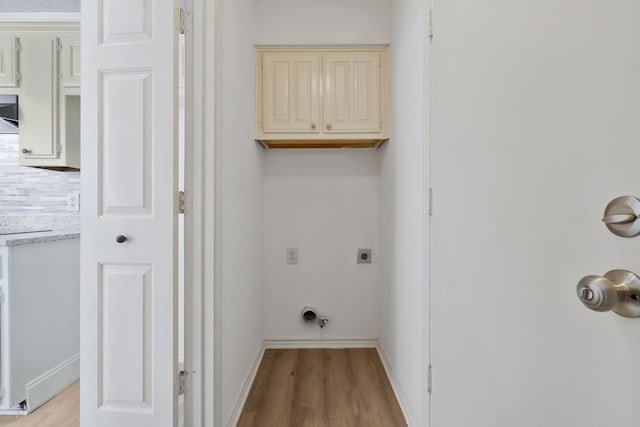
[326,123,332,130]
[115,235,128,244]
[21,148,32,155]
[311,123,316,129]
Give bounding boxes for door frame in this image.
[424,0,434,425]
[185,0,220,425]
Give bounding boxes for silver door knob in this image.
[21,148,32,154]
[326,123,332,130]
[602,196,640,237]
[115,235,127,244]
[577,269,640,318]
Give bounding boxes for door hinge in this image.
[428,188,433,217]
[178,190,185,214]
[426,10,434,41]
[179,8,193,35]
[179,370,191,395]
[427,365,432,394]
[14,37,20,52]
[0,290,4,305]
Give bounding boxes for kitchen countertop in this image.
[0,228,80,246]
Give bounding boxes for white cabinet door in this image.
[60,36,80,88]
[81,1,179,426]
[0,36,19,88]
[432,1,640,426]
[19,35,59,160]
[324,51,380,134]
[262,52,321,133]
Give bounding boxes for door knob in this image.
[577,269,640,318]
[115,235,127,244]
[602,196,640,237]
[311,123,316,129]
[326,123,332,130]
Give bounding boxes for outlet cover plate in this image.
[357,248,372,264]
[287,248,298,264]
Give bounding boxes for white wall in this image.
[257,0,390,342]
[263,151,380,340]
[379,0,428,424]
[219,0,264,424]
[254,0,390,45]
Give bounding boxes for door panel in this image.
[19,35,59,159]
[81,1,179,426]
[262,52,320,133]
[324,51,379,133]
[61,36,80,88]
[0,36,18,87]
[432,1,640,427]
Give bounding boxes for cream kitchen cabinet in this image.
[0,23,80,170]
[255,47,389,149]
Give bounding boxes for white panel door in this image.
[81,1,179,426]
[262,52,320,133]
[324,51,380,133]
[432,1,640,427]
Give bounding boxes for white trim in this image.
[0,13,80,22]
[377,344,418,427]
[211,0,224,425]
[264,338,378,349]
[424,0,434,425]
[225,343,265,427]
[24,353,79,414]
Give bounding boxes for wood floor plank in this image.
[238,348,407,427]
[0,381,79,427]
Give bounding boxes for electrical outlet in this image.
[287,248,298,264]
[66,192,80,212]
[357,248,372,264]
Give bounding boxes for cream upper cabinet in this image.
[324,51,380,134]
[19,34,61,161]
[0,22,80,170]
[0,36,19,88]
[262,52,321,134]
[256,47,389,149]
[60,36,80,88]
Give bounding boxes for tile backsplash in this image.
[0,134,80,215]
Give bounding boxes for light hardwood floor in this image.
[0,381,79,427]
[237,348,407,427]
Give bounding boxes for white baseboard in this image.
[225,344,265,427]
[24,353,79,413]
[264,338,378,349]
[377,344,417,427]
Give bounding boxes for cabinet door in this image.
[262,52,320,133]
[19,35,60,160]
[60,36,80,88]
[324,51,380,134]
[0,36,19,88]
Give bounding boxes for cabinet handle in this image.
[326,123,332,130]
[311,123,316,129]
[115,235,128,244]
[21,148,32,155]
